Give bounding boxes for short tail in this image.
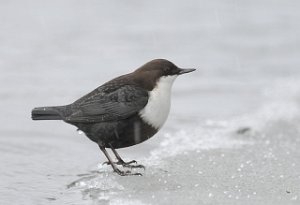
[31,106,65,120]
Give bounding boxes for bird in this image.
[31,59,196,176]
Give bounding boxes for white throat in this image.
[139,75,177,129]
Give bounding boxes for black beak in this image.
[178,68,196,75]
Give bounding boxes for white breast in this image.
[139,75,177,129]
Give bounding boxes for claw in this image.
[114,168,142,176]
[103,160,145,170]
[117,160,145,170]
[117,160,137,165]
[123,164,146,170]
[102,161,110,165]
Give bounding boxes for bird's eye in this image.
[164,67,170,73]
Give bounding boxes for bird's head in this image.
[134,59,196,90]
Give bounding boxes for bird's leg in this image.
[102,148,134,166]
[98,144,141,176]
[111,146,136,165]
[110,146,145,170]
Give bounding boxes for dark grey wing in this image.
[65,85,148,123]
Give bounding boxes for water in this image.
[1,0,300,204]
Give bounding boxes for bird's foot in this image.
[122,162,145,170]
[114,168,143,176]
[103,159,145,170]
[118,160,146,169]
[117,159,137,166]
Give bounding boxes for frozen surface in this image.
[1,0,300,204]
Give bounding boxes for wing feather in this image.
[65,85,148,123]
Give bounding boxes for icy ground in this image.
[62,79,300,205]
[1,0,300,204]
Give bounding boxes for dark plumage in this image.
[32,59,195,176]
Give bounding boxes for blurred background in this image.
[1,0,300,204]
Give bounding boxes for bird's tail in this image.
[31,106,66,120]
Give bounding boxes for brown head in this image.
[133,59,196,90]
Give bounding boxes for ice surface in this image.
[63,82,300,204]
[1,0,300,204]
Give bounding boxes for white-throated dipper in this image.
[32,59,195,176]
